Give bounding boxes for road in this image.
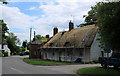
[2,56,100,75]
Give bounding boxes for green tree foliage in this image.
[33,35,47,42]
[6,32,21,54]
[0,0,8,4]
[0,20,22,54]
[3,2,8,4]
[0,20,9,41]
[77,5,97,27]
[79,2,120,51]
[22,40,27,48]
[35,35,41,40]
[96,2,120,51]
[27,42,30,50]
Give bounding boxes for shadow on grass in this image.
[77,66,120,76]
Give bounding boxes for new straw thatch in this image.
[43,24,98,48]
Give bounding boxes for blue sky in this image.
[7,2,44,16]
[0,0,102,44]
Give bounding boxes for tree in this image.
[22,40,27,48]
[27,42,30,50]
[6,32,21,54]
[0,20,21,54]
[0,20,9,41]
[77,4,98,27]
[0,0,8,4]
[79,2,120,52]
[96,2,120,51]
[35,35,41,40]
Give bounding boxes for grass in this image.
[77,66,120,76]
[23,58,72,65]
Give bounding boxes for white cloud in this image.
[1,5,37,29]
[0,0,102,42]
[0,5,37,42]
[28,6,36,10]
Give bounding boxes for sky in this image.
[0,0,102,44]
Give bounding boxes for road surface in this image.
[2,56,100,75]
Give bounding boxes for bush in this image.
[17,51,22,55]
[25,49,29,53]
[25,49,29,55]
[25,52,29,55]
[4,51,8,57]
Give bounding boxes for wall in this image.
[30,44,39,58]
[3,45,11,56]
[90,33,101,61]
[43,48,91,62]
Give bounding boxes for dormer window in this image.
[64,42,71,47]
[49,43,54,47]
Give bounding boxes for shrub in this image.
[4,51,8,57]
[25,49,29,55]
[25,49,29,53]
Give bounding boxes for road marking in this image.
[11,67,24,74]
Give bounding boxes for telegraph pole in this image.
[29,28,32,59]
[30,28,32,43]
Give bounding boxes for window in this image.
[101,51,104,57]
[67,51,73,56]
[45,53,47,58]
[64,42,71,47]
[52,52,55,56]
[79,52,82,56]
[49,43,54,47]
[34,51,37,55]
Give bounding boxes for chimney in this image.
[46,34,49,39]
[3,40,7,45]
[69,20,74,31]
[53,27,58,36]
[33,31,36,41]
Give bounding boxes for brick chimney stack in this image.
[46,34,49,39]
[69,20,74,31]
[53,27,58,36]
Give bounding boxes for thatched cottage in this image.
[35,21,102,63]
[2,40,11,56]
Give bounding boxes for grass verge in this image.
[77,66,120,76]
[23,58,72,65]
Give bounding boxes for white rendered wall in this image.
[3,45,11,56]
[90,33,101,61]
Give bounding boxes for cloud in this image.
[0,0,102,42]
[0,5,37,42]
[1,5,37,29]
[28,6,36,10]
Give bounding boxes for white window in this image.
[34,51,37,55]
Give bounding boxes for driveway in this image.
[2,56,100,74]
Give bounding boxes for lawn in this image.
[23,58,72,65]
[77,66,120,76]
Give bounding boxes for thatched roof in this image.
[43,24,98,48]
